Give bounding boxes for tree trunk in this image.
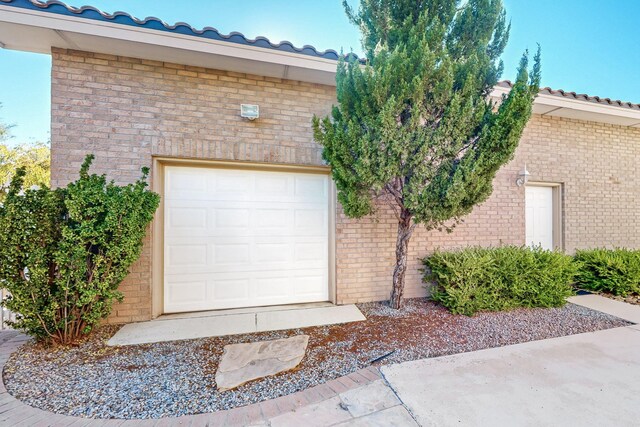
[389,209,415,309]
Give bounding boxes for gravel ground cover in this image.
[3,299,630,419]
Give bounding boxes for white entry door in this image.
[163,166,330,313]
[525,186,554,250]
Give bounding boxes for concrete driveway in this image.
[382,314,640,426]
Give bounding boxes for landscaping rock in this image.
[215,335,309,391]
[3,300,631,419]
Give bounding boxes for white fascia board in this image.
[491,86,640,122]
[0,5,339,73]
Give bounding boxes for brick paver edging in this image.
[0,332,382,426]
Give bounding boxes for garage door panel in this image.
[254,242,291,263]
[164,166,330,313]
[294,275,326,296]
[165,264,325,276]
[215,208,250,228]
[166,169,207,197]
[164,240,325,275]
[167,206,207,229]
[165,278,207,310]
[165,271,329,310]
[166,244,208,267]
[294,242,326,262]
[255,277,291,298]
[214,243,250,265]
[294,209,326,231]
[255,208,291,228]
[294,175,328,199]
[165,173,208,201]
[212,278,250,302]
[255,174,290,195]
[214,172,253,194]
[166,202,325,237]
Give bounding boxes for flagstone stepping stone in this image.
[215,335,309,391]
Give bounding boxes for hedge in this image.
[422,246,576,315]
[574,249,640,296]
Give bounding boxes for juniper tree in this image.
[313,0,541,309]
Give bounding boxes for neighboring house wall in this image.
[51,48,640,321]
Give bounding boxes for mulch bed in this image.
[3,299,630,419]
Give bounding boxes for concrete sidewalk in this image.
[382,296,640,426]
[568,293,640,323]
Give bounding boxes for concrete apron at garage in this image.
[108,303,365,346]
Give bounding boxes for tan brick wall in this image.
[51,49,334,323]
[335,115,640,304]
[51,48,640,320]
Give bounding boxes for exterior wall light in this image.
[240,104,259,120]
[516,164,530,187]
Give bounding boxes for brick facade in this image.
[336,117,640,303]
[51,49,640,322]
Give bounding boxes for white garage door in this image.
[164,166,330,313]
[525,186,554,250]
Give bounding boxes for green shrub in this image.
[574,249,640,296]
[423,246,576,316]
[0,155,160,344]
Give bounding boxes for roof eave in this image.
[491,86,640,128]
[0,3,339,85]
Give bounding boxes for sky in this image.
[1,0,639,144]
